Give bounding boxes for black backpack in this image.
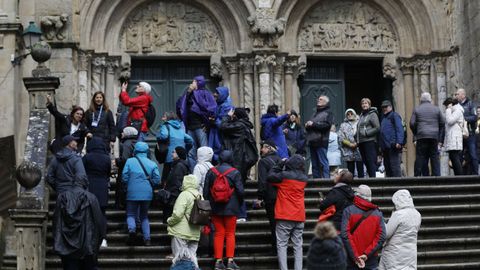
[144,104,156,128]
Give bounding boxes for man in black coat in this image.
[162,146,190,223]
[410,92,445,176]
[256,139,282,253]
[47,135,106,269]
[305,95,334,178]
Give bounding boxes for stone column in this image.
[106,57,120,112]
[225,59,239,105]
[416,58,431,96]
[239,57,254,115]
[77,50,91,109]
[401,61,415,176]
[273,56,284,110]
[436,57,450,176]
[91,55,106,93]
[255,54,276,114]
[9,74,60,270]
[284,57,297,111]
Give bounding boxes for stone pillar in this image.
[106,57,120,112]
[239,57,254,115]
[416,58,431,96]
[401,61,415,176]
[9,74,60,270]
[91,55,106,93]
[273,56,284,110]
[284,57,297,111]
[436,57,450,176]
[77,50,91,109]
[225,59,239,105]
[255,54,276,114]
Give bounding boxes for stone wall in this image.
[459,0,480,95]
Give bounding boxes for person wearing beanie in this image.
[220,107,259,221]
[282,109,306,156]
[176,75,217,170]
[167,174,202,268]
[261,104,291,159]
[341,184,386,270]
[163,146,190,223]
[122,142,161,246]
[338,108,364,178]
[119,81,153,141]
[307,221,347,270]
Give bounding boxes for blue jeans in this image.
[464,135,479,175]
[310,146,329,178]
[126,200,151,240]
[382,148,402,177]
[187,128,208,170]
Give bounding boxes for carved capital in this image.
[78,50,92,71]
[255,54,276,73]
[415,59,431,75]
[383,63,397,80]
[239,57,254,74]
[225,60,238,74]
[92,56,106,73]
[210,54,223,78]
[399,60,414,75]
[247,8,286,48]
[106,57,120,74]
[284,59,297,74]
[273,56,285,74]
[435,57,447,74]
[297,54,307,77]
[40,13,68,41]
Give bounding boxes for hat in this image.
[260,139,277,150]
[381,100,392,108]
[62,135,79,146]
[123,126,138,137]
[174,146,187,160]
[234,107,249,119]
[356,184,372,201]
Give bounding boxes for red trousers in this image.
[211,215,237,259]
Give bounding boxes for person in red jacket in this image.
[120,81,153,142]
[267,154,308,270]
[341,184,386,270]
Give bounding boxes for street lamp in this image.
[11,21,52,72]
[22,21,42,49]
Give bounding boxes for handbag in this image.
[157,189,171,206]
[185,191,211,226]
[155,123,170,164]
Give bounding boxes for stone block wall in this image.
[460,0,480,95]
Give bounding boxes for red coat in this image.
[119,91,152,132]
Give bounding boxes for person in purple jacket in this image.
[176,75,217,169]
[261,104,291,159]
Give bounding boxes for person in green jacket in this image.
[167,174,202,268]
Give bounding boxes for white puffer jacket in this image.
[379,189,421,270]
[193,146,213,194]
[444,104,464,151]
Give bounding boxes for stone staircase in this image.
[3,176,480,269]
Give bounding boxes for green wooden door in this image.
[300,61,345,127]
[128,59,218,136]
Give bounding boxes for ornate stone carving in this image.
[285,59,298,74]
[121,2,223,54]
[415,59,431,74]
[247,8,286,48]
[400,60,414,75]
[298,54,307,77]
[225,60,238,74]
[239,57,254,74]
[119,62,131,84]
[298,0,397,52]
[255,54,276,73]
[210,54,223,78]
[91,56,106,92]
[106,58,120,74]
[78,50,92,71]
[40,14,68,40]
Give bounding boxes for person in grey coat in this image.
[356,98,380,178]
[410,92,445,176]
[379,189,421,270]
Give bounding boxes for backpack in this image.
[210,167,236,203]
[144,104,156,128]
[186,191,211,225]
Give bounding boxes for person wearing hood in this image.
[193,146,214,194]
[356,98,380,178]
[157,111,194,183]
[307,221,347,270]
[176,75,217,169]
[82,137,111,247]
[85,91,116,152]
[341,185,386,270]
[47,135,106,269]
[257,139,282,253]
[220,107,259,221]
[443,97,464,175]
[209,86,234,163]
[267,154,308,270]
[318,168,355,231]
[282,109,306,155]
[167,174,202,269]
[306,95,334,178]
[46,95,89,154]
[163,146,191,224]
[122,141,161,246]
[119,81,153,142]
[327,124,342,172]
[261,104,291,159]
[339,108,364,178]
[203,150,244,270]
[115,126,138,210]
[379,189,421,270]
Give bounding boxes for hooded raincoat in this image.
[47,147,89,194]
[208,86,234,161]
[167,174,202,241]
[157,119,193,163]
[379,190,421,270]
[193,146,213,194]
[82,137,111,208]
[261,113,290,158]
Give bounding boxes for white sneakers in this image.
[101,239,108,248]
[236,218,246,223]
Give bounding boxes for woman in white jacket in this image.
[379,189,421,270]
[193,146,213,194]
[443,97,464,175]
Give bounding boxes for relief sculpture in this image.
[298,0,397,52]
[121,2,223,54]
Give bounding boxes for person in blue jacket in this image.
[379,100,405,177]
[157,111,193,182]
[261,104,291,159]
[208,86,234,163]
[122,142,161,246]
